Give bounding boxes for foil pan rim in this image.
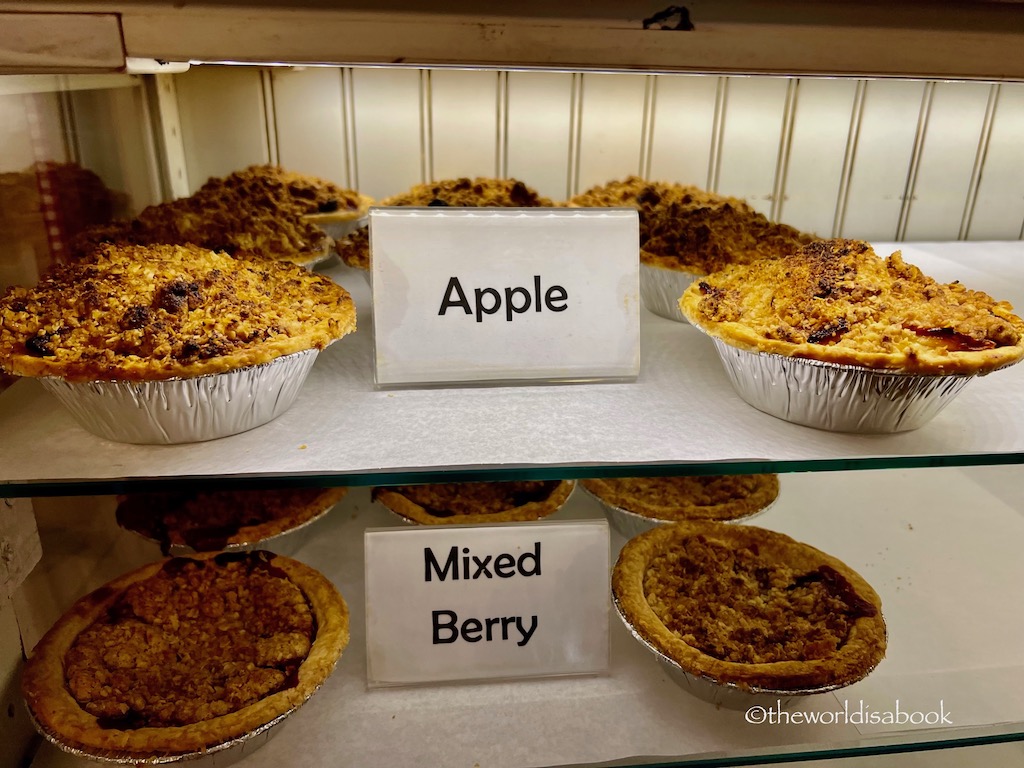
[579,483,775,529]
[37,346,322,387]
[687,320,983,379]
[612,593,850,699]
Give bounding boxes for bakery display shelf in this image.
[24,465,1024,768]
[2,242,1023,496]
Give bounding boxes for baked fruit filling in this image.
[569,175,814,273]
[582,474,778,522]
[379,480,559,517]
[644,535,877,665]
[63,552,313,729]
[116,487,347,553]
[337,177,553,269]
[682,238,1024,373]
[0,242,356,381]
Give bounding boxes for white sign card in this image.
[364,519,609,686]
[371,207,640,386]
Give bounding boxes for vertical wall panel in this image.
[175,66,269,193]
[715,76,789,217]
[350,68,423,200]
[0,93,67,172]
[648,74,718,187]
[271,68,349,187]
[575,73,647,195]
[780,78,858,237]
[904,81,991,241]
[506,71,573,200]
[841,80,927,241]
[968,83,1024,240]
[430,69,498,181]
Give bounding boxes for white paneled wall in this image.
[169,65,1024,242]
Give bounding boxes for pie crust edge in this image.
[581,475,779,522]
[373,479,576,525]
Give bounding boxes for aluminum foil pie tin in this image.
[316,215,368,243]
[39,348,319,445]
[704,337,974,433]
[612,595,840,711]
[28,705,289,766]
[640,263,701,323]
[580,484,774,539]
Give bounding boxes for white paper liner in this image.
[39,349,319,445]
[639,263,701,323]
[27,704,289,766]
[702,337,976,433]
[579,483,775,538]
[612,594,848,711]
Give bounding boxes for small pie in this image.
[613,522,886,692]
[22,551,349,760]
[337,177,554,269]
[0,243,356,381]
[72,165,372,266]
[680,238,1024,375]
[569,176,814,274]
[373,479,575,525]
[581,474,778,523]
[116,487,348,554]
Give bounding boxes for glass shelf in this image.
[2,242,1023,497]
[21,465,1024,767]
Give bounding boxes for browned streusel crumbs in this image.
[0,243,353,380]
[116,488,343,552]
[585,474,777,521]
[692,239,1022,356]
[71,165,365,262]
[569,176,814,273]
[383,481,560,517]
[337,177,552,268]
[64,553,313,729]
[644,535,877,664]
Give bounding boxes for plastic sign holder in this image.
[370,207,640,387]
[364,519,610,686]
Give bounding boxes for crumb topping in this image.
[337,177,553,268]
[64,553,314,729]
[644,534,877,665]
[116,487,346,553]
[72,165,366,263]
[583,474,777,521]
[683,238,1024,372]
[0,243,356,381]
[379,480,560,517]
[570,176,814,273]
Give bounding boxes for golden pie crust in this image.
[613,522,886,691]
[0,243,356,382]
[581,474,778,523]
[116,487,348,553]
[681,238,1024,375]
[73,165,372,266]
[569,176,814,274]
[337,177,554,269]
[22,551,349,760]
[373,479,575,525]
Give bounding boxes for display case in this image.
[1,4,1024,767]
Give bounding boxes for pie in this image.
[569,176,814,274]
[373,479,575,525]
[613,522,886,692]
[72,165,372,266]
[337,177,554,269]
[680,238,1024,375]
[22,551,349,760]
[581,474,778,523]
[0,242,356,381]
[116,487,348,554]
